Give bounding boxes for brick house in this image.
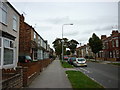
[76,44,94,58]
[0,1,20,69]
[19,15,50,61]
[97,30,120,61]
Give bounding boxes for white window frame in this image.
[34,32,36,40]
[38,36,41,44]
[0,2,7,25]
[2,37,15,69]
[116,39,119,47]
[0,37,3,69]
[112,41,115,47]
[13,14,18,31]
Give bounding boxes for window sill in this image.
[0,22,7,27]
[13,29,17,32]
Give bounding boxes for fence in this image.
[18,59,53,87]
[1,59,53,89]
[2,67,23,89]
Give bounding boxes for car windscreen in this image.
[25,56,32,60]
[77,59,85,61]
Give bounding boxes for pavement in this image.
[28,59,72,88]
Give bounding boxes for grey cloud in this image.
[64,31,79,36]
[94,25,115,31]
[34,15,117,26]
[36,26,52,31]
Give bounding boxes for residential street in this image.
[29,60,72,88]
[76,62,120,88]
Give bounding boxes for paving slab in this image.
[29,60,72,88]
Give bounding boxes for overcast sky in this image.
[8,0,119,48]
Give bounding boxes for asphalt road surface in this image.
[76,62,120,88]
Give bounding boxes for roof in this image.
[6,2,21,16]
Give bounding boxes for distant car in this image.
[73,58,87,67]
[68,57,76,65]
[63,56,69,61]
[18,56,32,63]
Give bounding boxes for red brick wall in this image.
[2,67,23,89]
[97,31,120,61]
[19,15,32,56]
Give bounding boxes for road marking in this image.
[79,68,91,73]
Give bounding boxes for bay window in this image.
[0,38,1,66]
[34,32,36,40]
[116,39,119,47]
[112,41,115,47]
[3,38,14,66]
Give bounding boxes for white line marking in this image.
[79,68,91,73]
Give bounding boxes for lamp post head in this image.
[70,24,73,25]
[63,23,73,26]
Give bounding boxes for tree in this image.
[89,33,103,61]
[66,50,70,55]
[52,38,62,58]
[52,38,68,59]
[68,39,79,55]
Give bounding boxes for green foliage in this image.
[89,33,103,59]
[52,38,69,57]
[52,38,62,56]
[66,50,70,55]
[68,39,79,54]
[60,61,74,68]
[52,38,79,57]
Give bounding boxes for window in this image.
[0,3,7,25]
[116,50,119,58]
[4,48,14,65]
[38,37,41,45]
[3,38,14,65]
[113,51,116,58]
[0,38,1,47]
[4,39,9,47]
[13,15,17,30]
[112,41,115,47]
[34,50,37,60]
[0,48,1,65]
[34,32,36,40]
[116,39,119,47]
[0,38,1,66]
[10,41,14,48]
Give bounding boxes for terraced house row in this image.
[19,15,50,61]
[97,30,120,61]
[76,30,120,61]
[0,1,54,89]
[0,1,51,69]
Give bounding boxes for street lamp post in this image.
[62,24,73,64]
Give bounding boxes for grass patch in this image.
[108,63,120,66]
[60,60,74,68]
[66,71,104,88]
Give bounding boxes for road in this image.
[76,62,120,88]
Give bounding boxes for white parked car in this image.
[73,58,87,67]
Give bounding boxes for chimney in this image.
[112,30,119,35]
[101,35,107,40]
[20,14,25,22]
